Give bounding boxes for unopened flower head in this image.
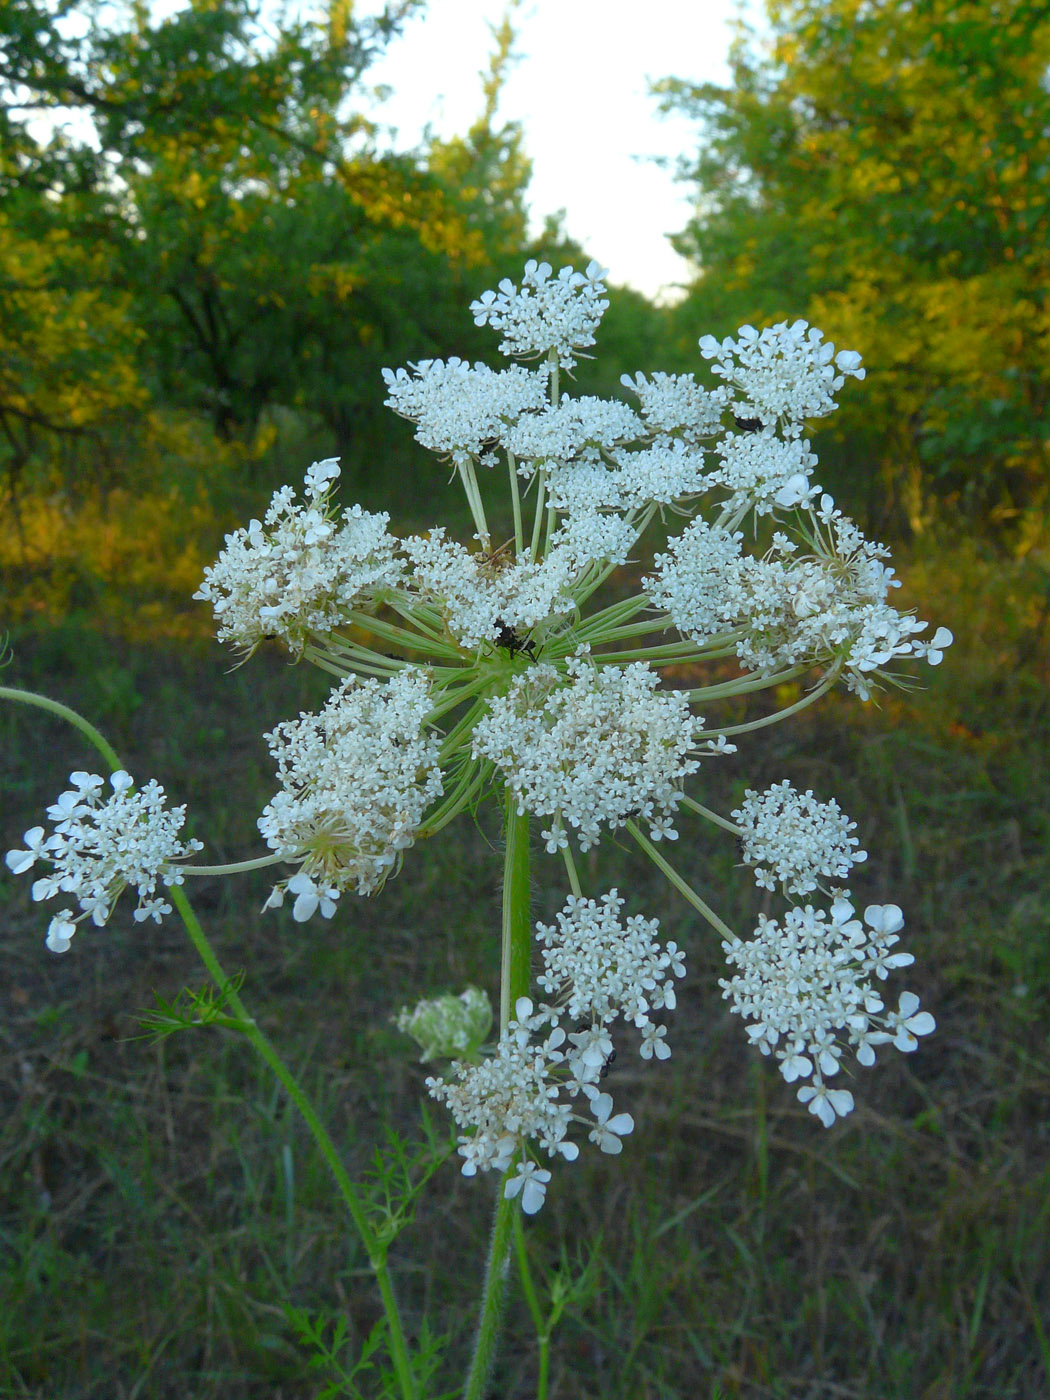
[396,986,493,1062]
[195,459,402,656]
[472,654,712,853]
[720,900,932,1126]
[734,781,867,896]
[470,259,609,369]
[258,669,443,915]
[5,770,203,948]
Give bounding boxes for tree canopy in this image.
[658,0,1050,535]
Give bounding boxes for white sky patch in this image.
[359,0,744,302]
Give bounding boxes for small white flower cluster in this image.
[469,259,609,370]
[619,371,731,443]
[472,654,714,852]
[427,892,683,1212]
[381,358,549,466]
[734,781,867,896]
[403,529,575,652]
[194,459,401,656]
[5,770,203,951]
[535,891,685,1056]
[504,394,644,467]
[720,900,934,1126]
[710,430,821,516]
[698,321,866,437]
[646,503,953,697]
[258,669,443,918]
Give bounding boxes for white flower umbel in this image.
[429,890,682,1209]
[647,503,953,697]
[403,530,578,652]
[720,900,933,1126]
[734,781,867,896]
[258,669,443,915]
[710,430,822,517]
[470,259,609,370]
[698,320,866,437]
[381,358,549,466]
[535,890,685,1032]
[620,371,731,443]
[5,769,203,947]
[472,654,710,853]
[194,458,402,657]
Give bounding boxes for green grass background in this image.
[2,519,1049,1399]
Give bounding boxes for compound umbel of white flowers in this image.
[3,260,950,1400]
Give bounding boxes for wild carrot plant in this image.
[4,261,951,1397]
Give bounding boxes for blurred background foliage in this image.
[2,1,1050,1397]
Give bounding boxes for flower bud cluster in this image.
[720,900,934,1126]
[258,669,443,917]
[426,892,683,1212]
[194,459,401,656]
[395,986,492,1062]
[5,770,202,950]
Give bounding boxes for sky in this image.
[357,0,748,301]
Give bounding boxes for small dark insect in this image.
[734,416,763,433]
[493,619,536,660]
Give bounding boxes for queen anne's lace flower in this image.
[504,395,644,468]
[470,259,609,369]
[535,890,684,1031]
[646,504,952,696]
[710,430,821,516]
[381,358,549,465]
[720,899,932,1126]
[427,891,680,1208]
[406,529,588,649]
[5,770,203,947]
[258,670,442,914]
[699,321,866,436]
[472,655,710,852]
[620,371,731,443]
[734,781,867,895]
[194,459,401,656]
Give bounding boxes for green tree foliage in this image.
[0,0,536,490]
[657,0,1050,535]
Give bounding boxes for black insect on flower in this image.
[734,416,763,433]
[494,619,536,660]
